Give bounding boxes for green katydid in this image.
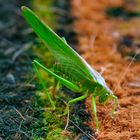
[21,6,118,131]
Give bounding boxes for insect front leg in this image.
[110,94,118,118]
[92,95,99,132]
[33,60,56,110]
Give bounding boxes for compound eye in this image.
[99,93,109,103]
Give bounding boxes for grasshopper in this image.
[22,6,118,131]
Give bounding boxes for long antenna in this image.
[114,51,139,93]
[69,120,96,140]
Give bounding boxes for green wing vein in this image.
[22,6,94,86]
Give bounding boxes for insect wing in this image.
[80,56,112,93]
[22,6,94,85]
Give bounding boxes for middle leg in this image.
[64,93,89,129]
[92,95,99,132]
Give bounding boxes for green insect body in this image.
[22,6,118,131]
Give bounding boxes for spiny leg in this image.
[110,94,118,118]
[33,60,81,93]
[33,60,81,109]
[64,93,89,129]
[92,95,99,132]
[33,60,85,129]
[33,60,56,109]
